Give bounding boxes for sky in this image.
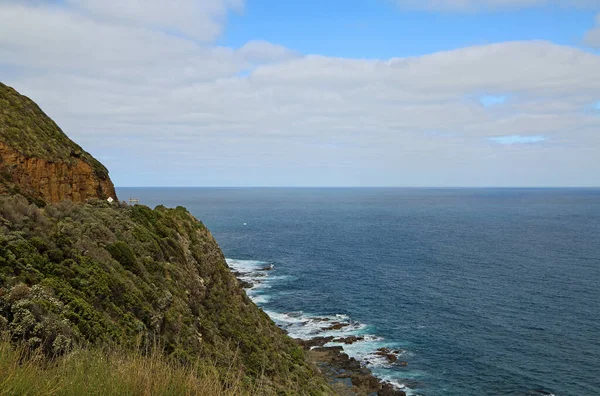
[1,0,599,187]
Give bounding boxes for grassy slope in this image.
[0,338,250,396]
[0,82,108,179]
[0,195,332,395]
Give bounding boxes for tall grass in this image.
[0,340,257,396]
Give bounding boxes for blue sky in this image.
[1,0,599,187]
[220,1,596,57]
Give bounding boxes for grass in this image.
[0,339,258,396]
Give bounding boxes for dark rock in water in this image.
[296,336,334,349]
[351,372,380,389]
[306,342,408,396]
[259,264,274,271]
[333,335,364,344]
[376,348,397,362]
[313,346,344,353]
[341,356,362,371]
[378,382,407,396]
[324,321,350,331]
[376,347,406,365]
[231,270,254,288]
[238,279,254,289]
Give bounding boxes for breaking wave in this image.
[226,258,418,394]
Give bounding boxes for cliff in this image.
[0,83,116,204]
[0,84,332,395]
[0,197,331,394]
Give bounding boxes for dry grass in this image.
[0,339,258,396]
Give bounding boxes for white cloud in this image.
[0,0,242,41]
[584,13,600,48]
[489,135,546,144]
[237,41,301,64]
[585,28,600,48]
[394,0,598,11]
[1,1,599,186]
[65,0,243,41]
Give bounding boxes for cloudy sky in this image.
[1,0,599,187]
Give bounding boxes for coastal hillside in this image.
[0,83,116,204]
[0,83,331,395]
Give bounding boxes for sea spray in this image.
[226,258,416,394]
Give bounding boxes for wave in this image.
[226,258,419,394]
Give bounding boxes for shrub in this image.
[106,241,138,272]
[0,195,332,395]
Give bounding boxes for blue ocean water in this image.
[117,187,600,396]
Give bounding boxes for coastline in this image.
[227,258,413,396]
[298,338,407,396]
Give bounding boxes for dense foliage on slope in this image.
[0,195,331,395]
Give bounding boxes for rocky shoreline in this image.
[229,260,411,395]
[297,337,407,396]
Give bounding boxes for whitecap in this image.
[226,258,417,393]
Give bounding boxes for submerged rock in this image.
[333,335,364,344]
[306,342,406,396]
[238,279,254,289]
[296,336,334,349]
[378,382,407,396]
[375,347,407,365]
[324,322,350,331]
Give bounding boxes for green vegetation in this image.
[0,195,332,395]
[0,82,109,179]
[0,337,252,395]
[0,81,331,394]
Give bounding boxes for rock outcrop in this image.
[0,83,116,204]
[305,345,407,396]
[0,142,116,203]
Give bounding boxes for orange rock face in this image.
[0,142,117,203]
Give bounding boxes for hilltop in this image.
[0,83,116,204]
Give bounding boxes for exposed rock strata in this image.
[0,82,117,203]
[0,142,116,203]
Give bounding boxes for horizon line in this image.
[115,186,600,189]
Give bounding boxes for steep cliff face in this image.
[0,143,116,203]
[0,83,116,204]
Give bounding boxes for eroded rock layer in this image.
[0,82,116,203]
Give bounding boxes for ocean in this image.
[117,187,600,396]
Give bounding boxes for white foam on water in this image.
[265,311,368,341]
[226,257,416,394]
[226,258,271,272]
[248,293,270,304]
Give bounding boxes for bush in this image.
[0,195,332,395]
[106,241,138,272]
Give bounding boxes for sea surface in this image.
[117,187,600,396]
